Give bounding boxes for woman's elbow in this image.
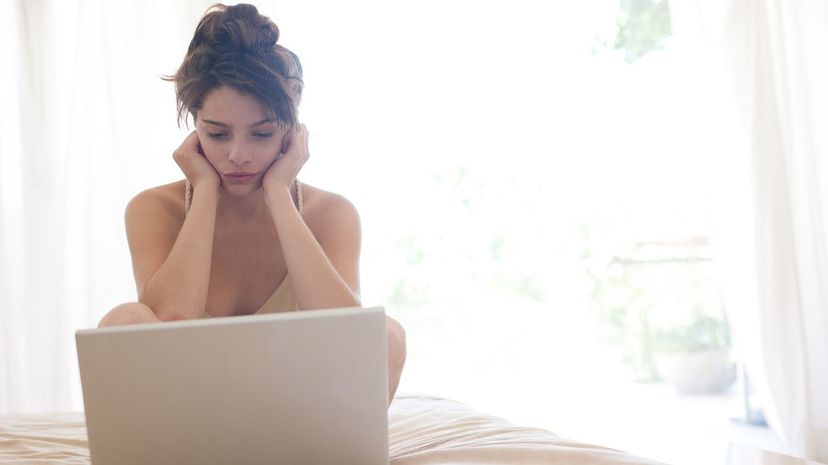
[137,293,192,322]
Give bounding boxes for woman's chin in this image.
[220,181,262,197]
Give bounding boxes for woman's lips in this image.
[223,172,258,183]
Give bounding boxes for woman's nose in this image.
[227,143,251,165]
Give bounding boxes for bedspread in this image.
[0,393,665,465]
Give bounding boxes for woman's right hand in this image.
[173,131,220,190]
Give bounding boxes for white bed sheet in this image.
[0,393,665,465]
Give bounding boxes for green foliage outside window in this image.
[614,0,672,63]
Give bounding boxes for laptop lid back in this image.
[76,306,388,465]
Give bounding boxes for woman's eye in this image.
[253,133,274,138]
[207,132,226,139]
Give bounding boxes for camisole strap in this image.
[184,179,303,216]
[295,179,304,216]
[184,180,192,213]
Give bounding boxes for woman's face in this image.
[195,86,289,196]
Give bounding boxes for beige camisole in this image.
[184,179,304,317]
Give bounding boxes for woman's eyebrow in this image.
[201,118,277,128]
[250,118,277,127]
[200,119,229,128]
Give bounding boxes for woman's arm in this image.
[127,131,221,321]
[263,124,406,404]
[265,187,361,309]
[266,186,406,404]
[262,125,361,309]
[128,184,218,321]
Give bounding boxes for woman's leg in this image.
[386,315,407,405]
[98,302,161,327]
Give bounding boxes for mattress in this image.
[0,393,665,465]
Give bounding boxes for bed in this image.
[0,393,665,465]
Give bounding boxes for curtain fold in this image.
[674,0,828,460]
[0,0,214,413]
[0,0,22,412]
[1,0,69,413]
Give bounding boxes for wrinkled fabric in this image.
[388,394,665,465]
[0,394,664,465]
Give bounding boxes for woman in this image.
[98,3,407,404]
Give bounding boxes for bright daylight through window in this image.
[296,1,774,464]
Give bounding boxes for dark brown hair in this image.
[164,3,303,126]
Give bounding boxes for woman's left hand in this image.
[263,123,309,195]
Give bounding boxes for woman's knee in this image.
[98,302,159,328]
[386,316,407,366]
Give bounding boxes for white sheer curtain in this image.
[0,0,216,412]
[673,0,828,460]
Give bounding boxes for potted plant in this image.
[651,311,736,395]
[582,226,735,392]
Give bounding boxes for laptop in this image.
[76,306,389,465]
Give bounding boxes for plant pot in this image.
[653,348,736,395]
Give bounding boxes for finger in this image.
[176,131,200,156]
[184,130,199,147]
[281,129,292,154]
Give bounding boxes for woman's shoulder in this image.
[300,182,360,231]
[125,180,187,224]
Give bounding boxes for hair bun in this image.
[217,4,279,51]
[168,3,303,127]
